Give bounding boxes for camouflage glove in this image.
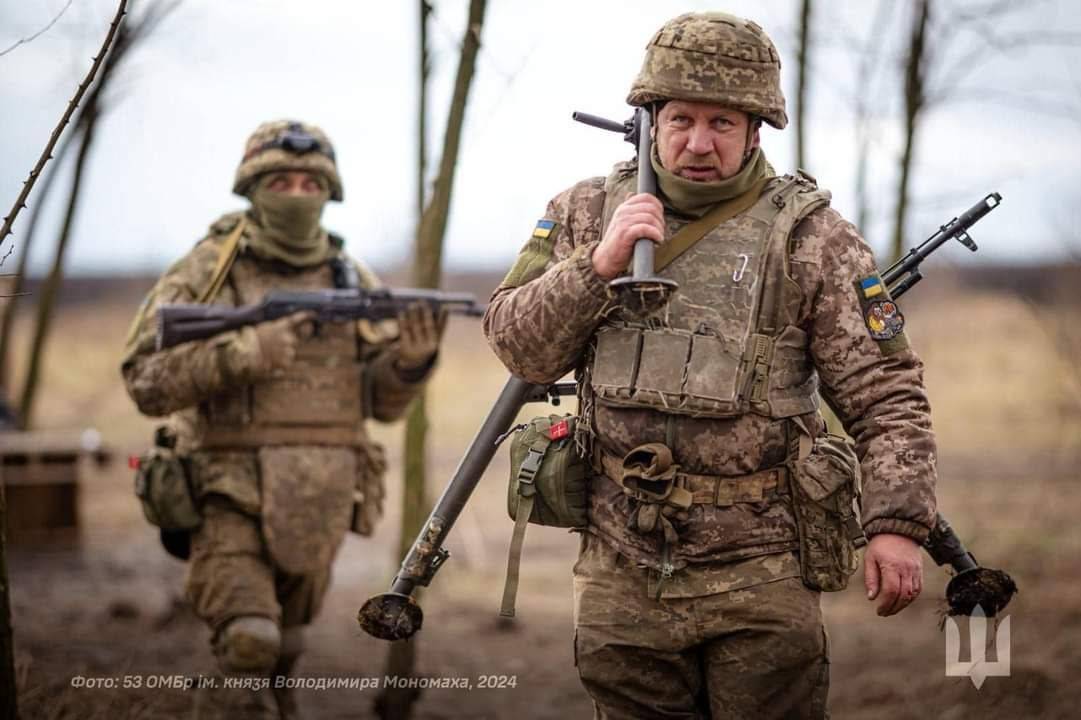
[242,311,315,379]
[395,302,447,374]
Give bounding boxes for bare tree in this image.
[15,1,179,430]
[0,1,75,58]
[377,3,430,720]
[0,137,73,393]
[795,0,813,171]
[888,0,1081,261]
[376,1,488,718]
[0,0,129,265]
[0,3,130,712]
[890,0,931,264]
[851,0,895,236]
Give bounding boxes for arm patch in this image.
[853,275,910,355]
[500,219,561,288]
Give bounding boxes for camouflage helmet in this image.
[233,120,343,201]
[627,12,788,129]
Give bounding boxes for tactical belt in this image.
[198,425,366,449]
[598,450,787,506]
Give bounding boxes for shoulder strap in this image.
[499,425,554,618]
[654,176,771,272]
[197,217,247,304]
[756,175,831,335]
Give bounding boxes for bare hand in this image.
[591,193,665,279]
[253,311,315,373]
[396,302,448,371]
[864,533,923,617]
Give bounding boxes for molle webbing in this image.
[751,173,829,337]
[599,450,786,506]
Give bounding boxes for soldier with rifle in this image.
[480,12,942,718]
[120,120,469,719]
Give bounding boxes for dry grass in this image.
[4,273,1080,718]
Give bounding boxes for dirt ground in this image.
[3,268,1081,719]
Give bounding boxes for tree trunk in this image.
[853,0,892,251]
[17,108,100,430]
[0,132,76,399]
[891,0,930,263]
[378,2,490,719]
[0,467,16,720]
[795,0,813,170]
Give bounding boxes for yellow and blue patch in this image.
[532,219,556,239]
[859,275,884,298]
[852,275,909,355]
[501,219,560,288]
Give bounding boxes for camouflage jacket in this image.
[484,168,938,561]
[121,211,429,521]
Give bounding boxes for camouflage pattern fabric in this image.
[233,119,343,201]
[573,534,827,719]
[483,169,937,559]
[121,209,431,672]
[259,446,355,575]
[187,498,331,634]
[627,12,788,129]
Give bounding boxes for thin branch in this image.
[0,0,128,263]
[0,0,75,58]
[939,0,1045,29]
[928,86,1081,120]
[933,29,1081,99]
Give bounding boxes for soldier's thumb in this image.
[865,553,880,600]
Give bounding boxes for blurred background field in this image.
[3,1,1081,717]
[2,264,1079,719]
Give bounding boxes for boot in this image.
[271,626,306,720]
[190,616,282,720]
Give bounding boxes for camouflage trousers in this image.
[573,534,829,719]
[187,496,333,636]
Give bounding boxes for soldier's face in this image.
[655,101,759,182]
[263,170,327,196]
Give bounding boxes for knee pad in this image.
[217,615,281,675]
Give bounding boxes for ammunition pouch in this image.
[788,422,867,592]
[501,415,589,618]
[590,325,746,419]
[589,324,818,421]
[134,426,201,533]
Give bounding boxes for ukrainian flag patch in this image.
[532,219,556,239]
[859,275,884,298]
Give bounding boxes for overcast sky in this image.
[2,0,1080,277]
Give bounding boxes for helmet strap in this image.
[741,117,762,167]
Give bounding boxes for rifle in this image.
[155,287,484,351]
[357,117,1012,642]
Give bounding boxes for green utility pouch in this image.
[501,414,589,618]
[506,415,588,528]
[133,426,201,532]
[789,429,867,592]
